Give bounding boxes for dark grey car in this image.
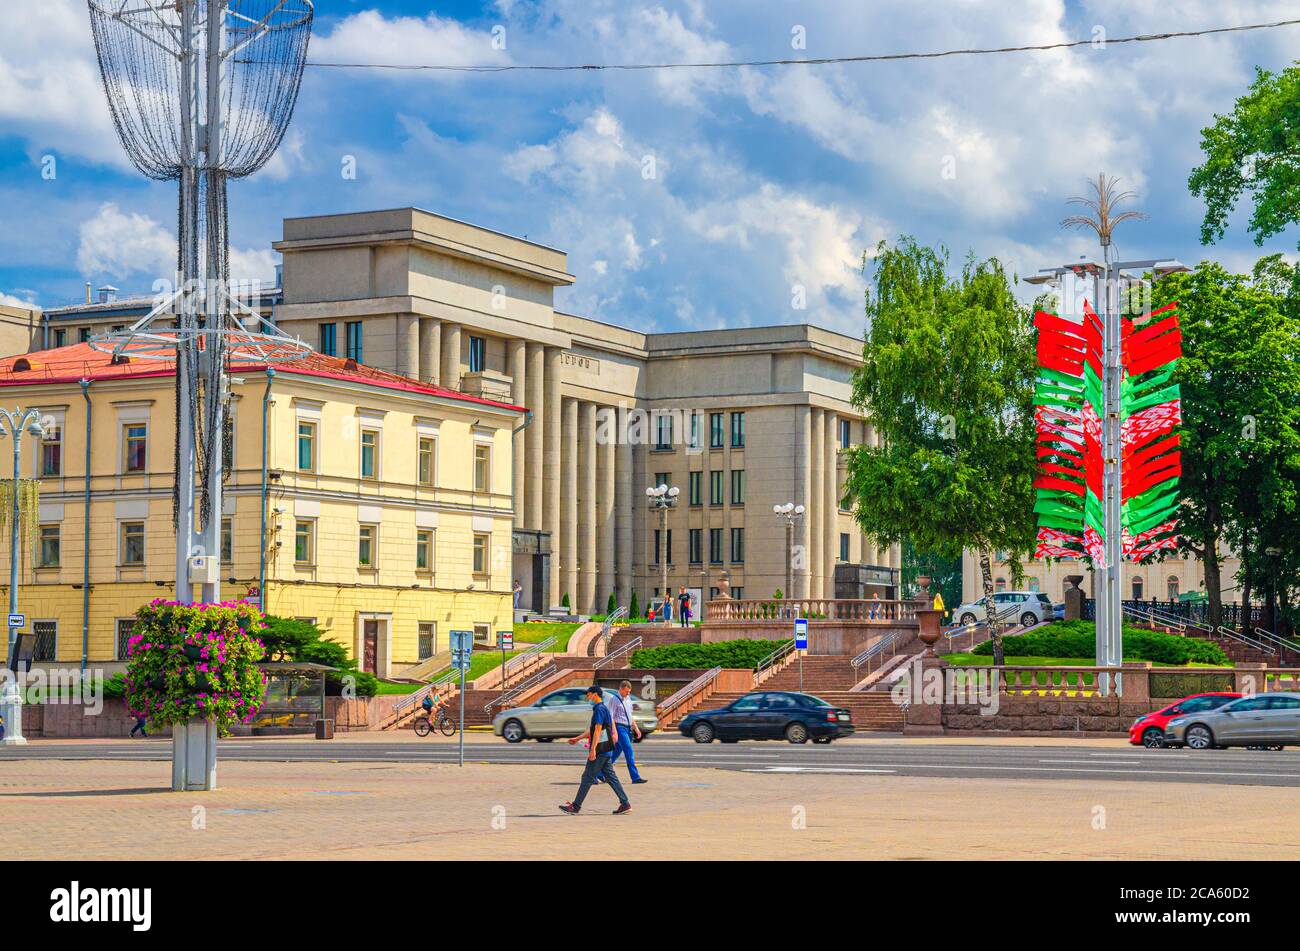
[1164,692,1300,750]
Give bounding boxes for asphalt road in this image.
[5,735,1300,786]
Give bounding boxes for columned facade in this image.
[560,397,579,606]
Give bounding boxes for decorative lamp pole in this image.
[0,407,45,747]
[773,502,805,601]
[646,483,679,622]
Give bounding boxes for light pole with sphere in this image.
[0,407,45,746]
[773,502,804,602]
[646,483,679,622]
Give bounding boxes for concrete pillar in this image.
[508,337,527,529]
[615,407,633,608]
[561,397,579,609]
[419,318,441,386]
[543,346,562,608]
[810,407,825,601]
[441,322,461,392]
[796,405,812,599]
[397,314,420,379]
[824,410,838,599]
[578,401,597,614]
[524,343,545,532]
[598,408,616,613]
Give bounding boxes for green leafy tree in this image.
[261,614,377,696]
[1189,64,1300,250]
[629,590,640,620]
[607,591,617,615]
[842,238,1037,663]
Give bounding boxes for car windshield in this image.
[801,694,831,707]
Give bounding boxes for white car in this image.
[952,591,1052,628]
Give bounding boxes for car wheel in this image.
[1141,728,1166,749]
[501,719,525,744]
[785,722,810,744]
[1020,612,1037,628]
[960,613,977,625]
[691,722,715,744]
[1184,724,1214,750]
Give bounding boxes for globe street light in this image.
[0,406,45,746]
[773,502,805,602]
[647,483,679,622]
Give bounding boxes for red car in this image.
[1129,692,1241,748]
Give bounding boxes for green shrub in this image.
[629,591,640,619]
[971,620,1229,665]
[630,638,789,670]
[261,614,376,697]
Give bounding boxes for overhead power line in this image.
[297,17,1300,73]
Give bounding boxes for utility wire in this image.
[295,17,1300,73]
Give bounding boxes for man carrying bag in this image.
[559,685,632,816]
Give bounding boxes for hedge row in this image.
[629,639,790,670]
[972,620,1229,665]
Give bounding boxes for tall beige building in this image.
[258,208,899,614]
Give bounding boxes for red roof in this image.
[0,342,526,413]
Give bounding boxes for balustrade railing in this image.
[707,598,919,623]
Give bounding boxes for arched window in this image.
[1167,576,1180,601]
[1027,576,1040,591]
[1132,577,1144,600]
[994,577,1007,593]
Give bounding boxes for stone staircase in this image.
[605,624,702,655]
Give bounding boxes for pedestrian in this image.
[512,578,522,610]
[678,587,691,628]
[130,715,148,738]
[0,710,5,741]
[607,680,648,785]
[559,685,631,815]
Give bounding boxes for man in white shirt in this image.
[607,680,648,784]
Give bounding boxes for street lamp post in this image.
[773,502,805,601]
[646,483,679,623]
[0,407,45,747]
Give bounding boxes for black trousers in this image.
[572,752,629,809]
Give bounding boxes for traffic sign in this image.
[7,613,24,629]
[794,617,808,650]
[449,629,474,652]
[498,630,513,650]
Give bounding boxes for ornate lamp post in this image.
[646,483,679,622]
[0,407,45,746]
[772,502,804,600]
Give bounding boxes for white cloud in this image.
[311,10,511,71]
[0,290,38,309]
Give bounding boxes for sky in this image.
[1,0,1299,336]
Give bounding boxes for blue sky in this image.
[2,0,1299,334]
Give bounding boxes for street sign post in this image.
[7,614,24,629]
[449,630,474,766]
[498,630,513,686]
[794,618,808,692]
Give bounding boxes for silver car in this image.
[1165,692,1300,750]
[492,687,658,743]
[952,591,1052,628]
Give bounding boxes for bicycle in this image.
[413,708,457,737]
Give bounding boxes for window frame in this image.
[359,427,380,480]
[416,528,434,572]
[294,519,316,565]
[418,435,437,486]
[37,522,60,568]
[731,526,744,564]
[472,532,490,576]
[296,420,317,472]
[709,412,724,450]
[119,520,146,566]
[122,423,148,474]
[358,523,378,568]
[40,423,62,477]
[473,443,491,493]
[319,321,337,357]
[729,411,745,448]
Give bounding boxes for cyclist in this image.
[420,691,446,722]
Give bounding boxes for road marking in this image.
[745,767,896,774]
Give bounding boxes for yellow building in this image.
[0,342,522,678]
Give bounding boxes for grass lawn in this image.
[513,621,581,651]
[373,680,425,695]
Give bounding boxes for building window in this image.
[32,620,56,662]
[417,436,436,486]
[360,428,379,479]
[709,528,723,564]
[472,532,490,575]
[359,524,377,567]
[994,576,1007,593]
[123,423,147,473]
[1167,576,1180,601]
[730,412,745,448]
[688,528,702,564]
[40,425,62,477]
[839,532,849,563]
[732,586,744,600]
[731,527,745,564]
[654,471,671,490]
[1132,577,1144,600]
[345,320,363,361]
[474,444,491,493]
[319,322,337,357]
[1028,576,1040,592]
[294,520,315,564]
[221,518,232,564]
[839,418,851,450]
[79,327,92,343]
[709,470,723,506]
[731,469,745,505]
[655,413,673,450]
[418,622,436,660]
[416,529,434,571]
[688,471,702,506]
[116,618,134,661]
[468,335,486,373]
[297,421,316,471]
[37,524,60,568]
[688,411,701,450]
[120,522,145,565]
[709,412,724,449]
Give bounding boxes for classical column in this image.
[419,318,441,386]
[796,405,813,599]
[561,397,579,609]
[578,401,597,613]
[597,408,616,613]
[824,410,838,599]
[397,314,420,379]
[507,337,527,530]
[615,407,633,608]
[810,407,825,602]
[441,322,461,392]
[524,343,545,532]
[543,346,562,608]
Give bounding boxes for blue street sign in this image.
[794,617,808,650]
[449,629,474,653]
[7,613,24,628]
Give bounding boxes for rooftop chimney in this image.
[85,282,92,304]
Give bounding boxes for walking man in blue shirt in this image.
[559,685,631,815]
[607,679,648,785]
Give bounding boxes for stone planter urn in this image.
[1064,574,1086,621]
[172,719,218,791]
[916,608,944,657]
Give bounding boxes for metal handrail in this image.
[1215,625,1275,655]
[657,666,722,721]
[754,638,796,683]
[485,661,558,714]
[851,632,897,671]
[392,667,459,719]
[1253,627,1300,653]
[594,636,642,670]
[498,635,556,684]
[599,605,629,653]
